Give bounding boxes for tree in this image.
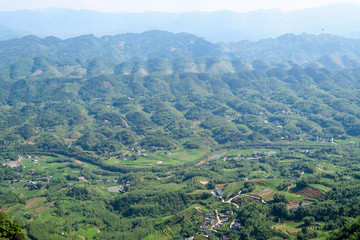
[302,216,315,227]
[271,202,288,218]
[272,193,288,203]
[0,212,26,240]
[327,216,360,240]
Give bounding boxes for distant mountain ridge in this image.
[1,31,360,71]
[0,31,223,65]
[226,33,360,63]
[1,3,360,42]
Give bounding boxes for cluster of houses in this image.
[219,210,233,218]
[3,159,21,168]
[279,109,293,115]
[251,151,277,158]
[199,210,241,239]
[78,176,88,182]
[96,177,132,193]
[115,148,148,160]
[203,162,212,168]
[96,177,132,186]
[25,180,42,189]
[119,179,132,187]
[28,155,40,162]
[148,145,178,152]
[25,175,52,189]
[190,236,231,240]
[222,150,278,161]
[97,177,116,184]
[114,147,176,161]
[349,141,359,146]
[230,219,242,231]
[75,176,132,193]
[201,212,216,231]
[214,188,223,197]
[3,155,41,168]
[305,135,334,143]
[129,147,147,156]
[106,179,132,193]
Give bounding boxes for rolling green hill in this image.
[1,32,360,240]
[2,32,360,69]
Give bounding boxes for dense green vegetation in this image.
[0,212,26,239]
[1,33,360,240]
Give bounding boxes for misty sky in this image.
[0,0,360,12]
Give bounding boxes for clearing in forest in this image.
[25,197,46,209]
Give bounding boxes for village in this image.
[187,187,244,239]
[3,154,132,193]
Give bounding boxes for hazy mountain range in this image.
[1,31,360,71]
[1,3,360,42]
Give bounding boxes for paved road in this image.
[224,191,242,208]
[211,190,242,208]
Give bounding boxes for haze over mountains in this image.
[2,2,360,240]
[1,3,360,42]
[1,31,360,74]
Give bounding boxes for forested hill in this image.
[1,31,360,69]
[225,33,360,64]
[0,31,222,65]
[2,61,360,165]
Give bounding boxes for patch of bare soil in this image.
[194,206,203,214]
[240,195,260,204]
[216,184,225,189]
[35,206,50,212]
[255,189,276,201]
[199,180,209,185]
[65,138,78,142]
[75,159,83,165]
[294,188,325,199]
[316,167,326,172]
[25,197,46,209]
[251,180,267,186]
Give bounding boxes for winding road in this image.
[224,191,242,208]
[211,190,242,208]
